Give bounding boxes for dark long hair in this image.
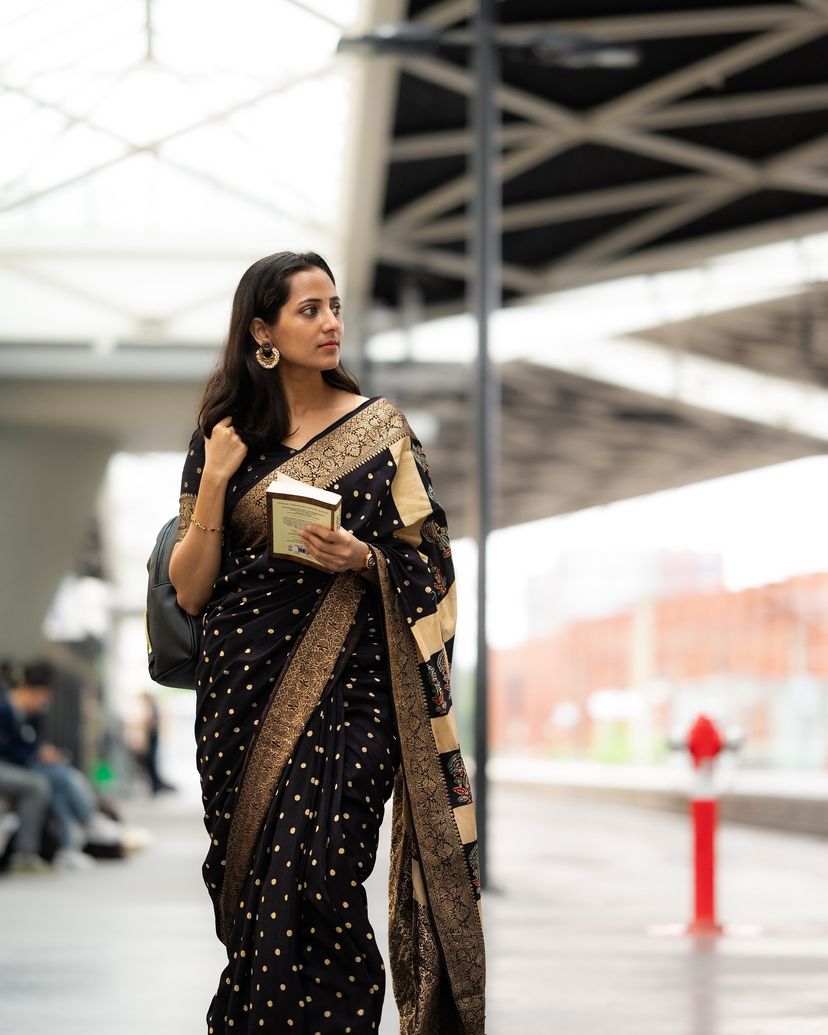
[198,251,360,449]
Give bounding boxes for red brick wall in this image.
[490,572,828,758]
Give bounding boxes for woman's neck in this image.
[279,367,334,417]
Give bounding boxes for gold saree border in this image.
[176,492,197,543]
[376,552,486,1035]
[231,397,410,548]
[219,573,365,944]
[389,771,469,1035]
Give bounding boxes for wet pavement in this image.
[1,774,827,1034]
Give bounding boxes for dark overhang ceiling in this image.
[368,356,828,533]
[637,281,828,384]
[368,1,828,315]
[337,1,828,535]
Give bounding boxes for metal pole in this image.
[471,0,500,890]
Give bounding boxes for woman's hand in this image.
[298,525,370,573]
[170,417,243,613]
[203,416,247,483]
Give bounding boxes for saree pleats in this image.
[220,574,366,942]
[205,588,399,1033]
[180,397,485,1035]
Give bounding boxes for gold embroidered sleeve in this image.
[176,428,206,542]
[176,493,197,542]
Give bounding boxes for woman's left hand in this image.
[298,524,369,572]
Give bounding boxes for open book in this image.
[265,473,342,570]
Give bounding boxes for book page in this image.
[267,474,341,507]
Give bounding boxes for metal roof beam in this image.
[496,7,823,42]
[538,124,828,289]
[640,84,828,129]
[375,240,543,294]
[769,169,828,195]
[541,183,748,290]
[595,21,826,123]
[596,125,761,181]
[407,175,716,243]
[348,5,828,310]
[534,207,828,292]
[384,138,572,234]
[767,129,828,172]
[384,16,823,236]
[413,0,473,29]
[383,54,587,233]
[763,131,828,196]
[384,123,753,241]
[389,123,536,161]
[400,54,578,130]
[389,83,828,163]
[794,0,828,13]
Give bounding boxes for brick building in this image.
[491,572,828,768]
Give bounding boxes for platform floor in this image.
[1,778,827,1035]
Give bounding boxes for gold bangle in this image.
[190,516,224,534]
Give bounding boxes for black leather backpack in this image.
[145,516,200,690]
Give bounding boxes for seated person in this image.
[0,808,21,858]
[0,768,51,875]
[0,659,15,695]
[0,664,53,874]
[0,662,122,872]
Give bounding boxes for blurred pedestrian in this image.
[2,662,123,872]
[133,691,176,795]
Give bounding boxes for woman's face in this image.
[266,267,343,372]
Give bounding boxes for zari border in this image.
[219,572,365,944]
[176,492,197,543]
[230,397,411,548]
[376,552,486,1034]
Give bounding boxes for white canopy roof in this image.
[0,0,361,346]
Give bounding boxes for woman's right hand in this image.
[204,416,247,482]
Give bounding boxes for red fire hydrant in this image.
[656,715,745,941]
[686,714,724,934]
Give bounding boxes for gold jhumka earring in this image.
[255,340,280,369]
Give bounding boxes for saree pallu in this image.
[177,396,485,1034]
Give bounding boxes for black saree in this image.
[177,396,486,1035]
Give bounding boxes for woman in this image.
[169,252,485,1035]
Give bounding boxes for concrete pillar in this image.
[630,598,656,762]
[0,425,114,657]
